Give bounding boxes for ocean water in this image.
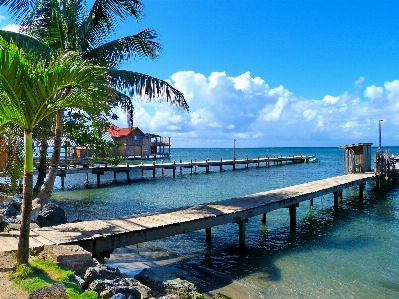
[51,147,399,298]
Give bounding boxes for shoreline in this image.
[106,244,253,299]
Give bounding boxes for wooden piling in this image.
[206,227,212,244]
[238,220,246,249]
[359,183,365,202]
[261,213,266,223]
[334,191,339,209]
[289,205,296,231]
[309,198,313,207]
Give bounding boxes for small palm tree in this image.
[0,0,189,205]
[0,38,110,265]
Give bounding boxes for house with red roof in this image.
[107,125,171,158]
[73,124,171,159]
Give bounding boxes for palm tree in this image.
[0,0,188,205]
[0,38,110,265]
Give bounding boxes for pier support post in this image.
[97,173,101,187]
[220,158,223,172]
[261,213,267,223]
[359,183,365,203]
[334,191,339,209]
[113,171,117,181]
[338,190,343,205]
[127,170,130,182]
[179,160,182,175]
[289,205,296,231]
[309,198,313,207]
[61,176,65,188]
[206,227,212,244]
[238,220,246,250]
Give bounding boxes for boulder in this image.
[2,202,19,217]
[11,195,22,211]
[43,245,98,278]
[28,282,68,299]
[87,278,142,299]
[37,202,67,227]
[135,268,200,299]
[82,264,123,289]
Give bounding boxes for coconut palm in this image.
[0,0,188,205]
[0,38,110,265]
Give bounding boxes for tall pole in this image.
[379,119,383,151]
[233,139,236,161]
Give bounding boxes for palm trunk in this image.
[35,109,64,206]
[33,138,48,197]
[17,130,33,265]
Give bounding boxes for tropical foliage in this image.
[0,0,188,205]
[0,37,110,264]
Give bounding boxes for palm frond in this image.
[83,29,161,68]
[81,0,144,50]
[107,69,189,112]
[0,30,52,61]
[0,0,39,21]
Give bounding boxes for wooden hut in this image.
[339,143,373,174]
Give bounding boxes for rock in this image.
[11,196,22,210]
[110,294,127,299]
[87,278,142,299]
[43,245,98,278]
[0,215,7,232]
[135,268,200,299]
[37,202,67,227]
[82,264,123,289]
[2,202,19,217]
[125,278,154,299]
[28,282,68,299]
[99,285,141,299]
[85,276,153,299]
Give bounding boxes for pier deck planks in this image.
[0,173,375,253]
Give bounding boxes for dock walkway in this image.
[0,172,375,259]
[50,155,316,187]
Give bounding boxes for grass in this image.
[10,259,98,299]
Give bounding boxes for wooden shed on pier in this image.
[339,143,373,174]
[107,125,171,159]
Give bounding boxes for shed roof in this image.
[107,125,144,137]
[339,143,373,149]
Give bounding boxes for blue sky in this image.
[1,0,399,148]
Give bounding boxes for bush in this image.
[10,259,98,299]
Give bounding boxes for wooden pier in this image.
[50,155,316,187]
[0,172,375,261]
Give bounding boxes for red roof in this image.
[108,125,137,137]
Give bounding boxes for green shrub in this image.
[10,259,98,299]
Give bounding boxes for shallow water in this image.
[51,147,399,298]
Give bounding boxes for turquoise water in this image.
[51,147,399,298]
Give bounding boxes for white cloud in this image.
[322,95,339,104]
[364,85,384,101]
[1,24,19,32]
[116,72,399,147]
[354,76,365,86]
[384,80,399,102]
